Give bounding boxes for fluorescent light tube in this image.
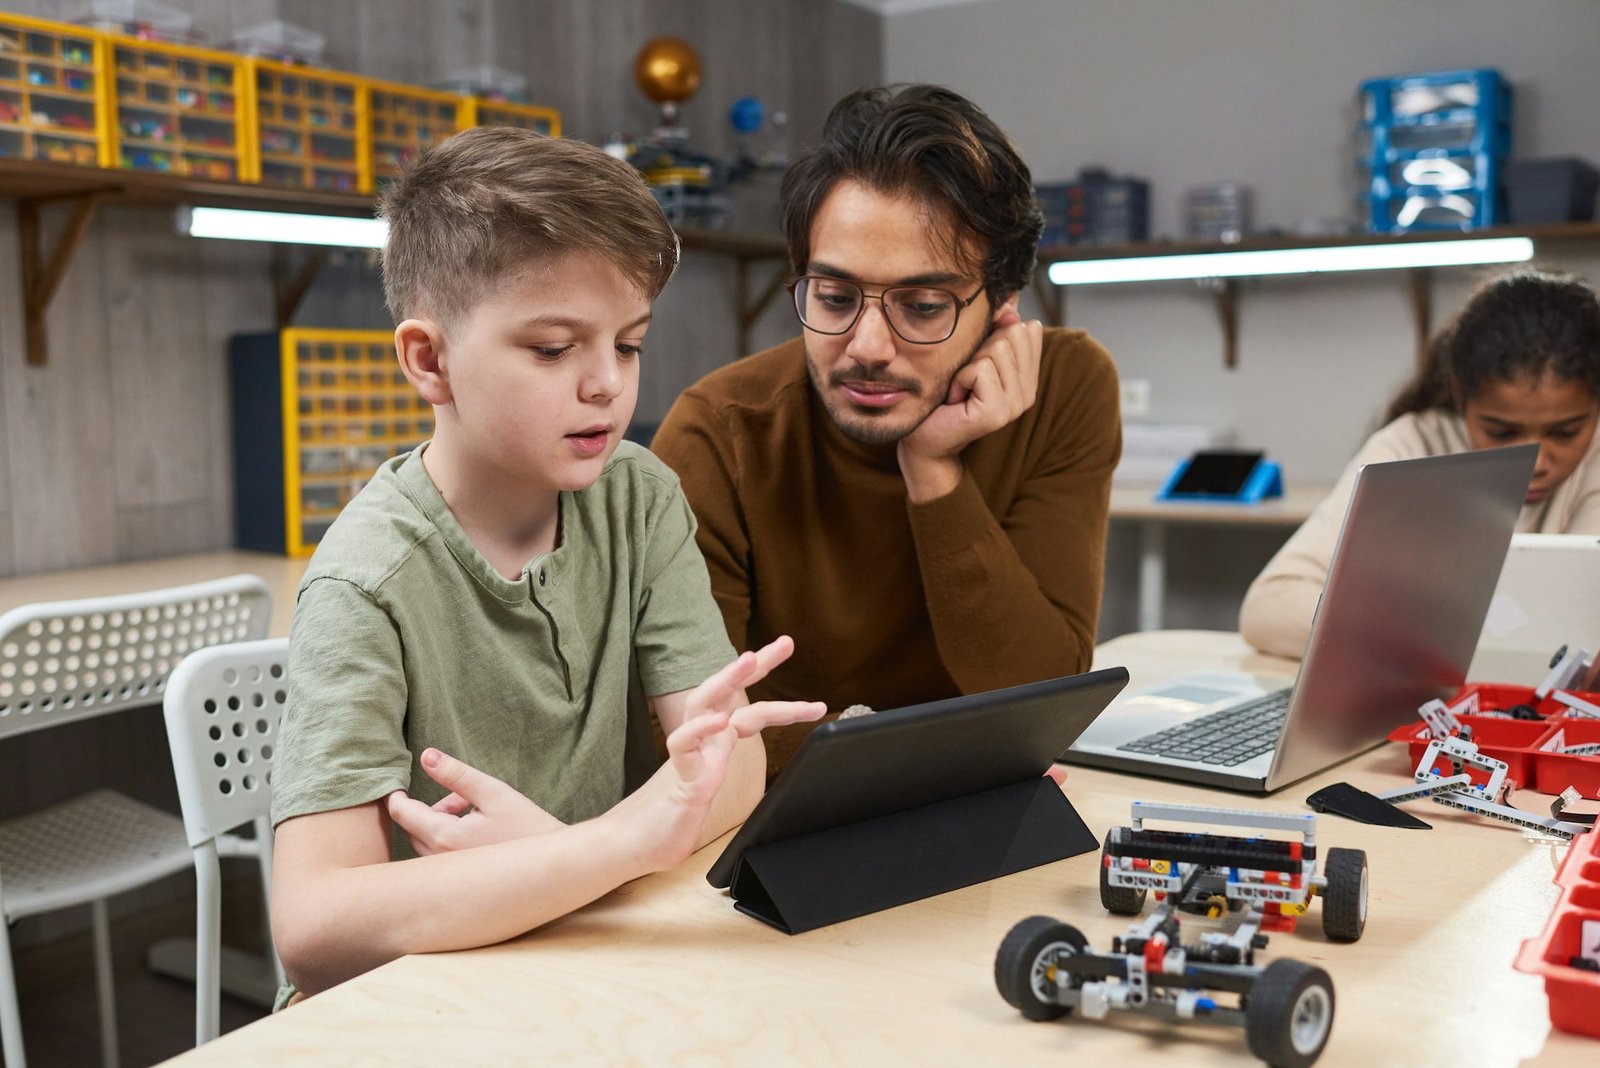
[176,206,388,248]
[1047,236,1534,285]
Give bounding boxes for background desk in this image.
[162,630,1590,1067]
[0,552,308,638]
[1110,483,1332,632]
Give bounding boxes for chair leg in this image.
[89,899,119,1068]
[253,816,286,987]
[195,845,222,1046]
[0,916,27,1068]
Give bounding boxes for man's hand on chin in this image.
[897,306,1043,503]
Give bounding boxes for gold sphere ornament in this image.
[634,37,702,104]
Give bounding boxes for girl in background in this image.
[1240,267,1600,659]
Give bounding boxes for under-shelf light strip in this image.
[1047,236,1535,285]
[176,206,388,248]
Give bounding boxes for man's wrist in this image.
[899,450,963,503]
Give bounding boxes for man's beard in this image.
[804,338,979,446]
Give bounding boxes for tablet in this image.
[1167,450,1265,496]
[706,667,1129,889]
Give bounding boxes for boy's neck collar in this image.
[412,441,563,586]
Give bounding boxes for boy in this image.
[269,126,824,1000]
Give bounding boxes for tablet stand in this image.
[728,776,1096,934]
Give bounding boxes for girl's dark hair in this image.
[779,83,1043,304]
[1383,266,1600,423]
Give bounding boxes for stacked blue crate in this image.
[1035,168,1149,248]
[1360,68,1512,233]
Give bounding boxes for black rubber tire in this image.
[994,916,1086,1021]
[1099,831,1147,915]
[1245,958,1336,1068]
[1320,847,1368,942]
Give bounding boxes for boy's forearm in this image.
[275,814,651,996]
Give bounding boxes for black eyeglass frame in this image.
[786,275,985,345]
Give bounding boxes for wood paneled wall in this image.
[0,0,884,578]
[0,0,880,947]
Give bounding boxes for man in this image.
[651,84,1121,776]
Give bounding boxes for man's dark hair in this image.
[1383,266,1600,422]
[780,83,1043,303]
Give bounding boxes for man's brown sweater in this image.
[651,328,1121,775]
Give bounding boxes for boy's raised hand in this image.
[626,636,825,870]
[386,746,565,856]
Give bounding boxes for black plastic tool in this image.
[1306,782,1432,830]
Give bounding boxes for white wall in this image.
[887,0,1600,476]
[886,0,1600,634]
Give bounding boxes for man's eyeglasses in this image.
[788,275,983,345]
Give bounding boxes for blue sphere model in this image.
[729,96,764,133]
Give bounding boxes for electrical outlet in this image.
[1120,378,1152,418]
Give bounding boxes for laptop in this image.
[1469,532,1600,685]
[707,667,1129,889]
[1066,444,1538,792]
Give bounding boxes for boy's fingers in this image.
[729,700,827,737]
[749,634,795,671]
[385,791,440,854]
[430,792,472,816]
[665,710,731,758]
[419,747,510,809]
[695,651,758,705]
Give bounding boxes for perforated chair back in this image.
[0,575,272,743]
[162,638,288,850]
[0,575,272,1067]
[160,637,290,1045]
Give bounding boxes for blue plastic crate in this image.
[1361,68,1512,157]
[1359,69,1511,232]
[1368,178,1500,232]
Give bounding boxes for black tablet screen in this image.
[1169,450,1264,496]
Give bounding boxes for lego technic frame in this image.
[1098,801,1368,943]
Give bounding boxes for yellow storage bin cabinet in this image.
[461,97,561,138]
[0,13,108,167]
[366,78,466,186]
[246,58,368,193]
[232,329,433,557]
[106,34,247,180]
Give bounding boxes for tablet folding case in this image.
[709,667,1128,934]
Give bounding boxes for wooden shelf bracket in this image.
[1188,276,1241,369]
[735,254,789,356]
[272,245,330,328]
[1030,268,1065,328]
[18,190,109,367]
[1408,266,1433,367]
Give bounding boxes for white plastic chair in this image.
[160,637,289,1046]
[0,575,270,1068]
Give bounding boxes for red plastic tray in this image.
[1385,683,1600,798]
[1515,829,1600,1039]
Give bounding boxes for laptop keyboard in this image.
[1117,689,1291,766]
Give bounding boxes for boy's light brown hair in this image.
[379,125,679,328]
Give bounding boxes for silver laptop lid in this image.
[1265,444,1537,788]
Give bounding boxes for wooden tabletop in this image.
[1109,482,1334,526]
[151,629,1592,1066]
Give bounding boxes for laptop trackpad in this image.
[1074,671,1277,748]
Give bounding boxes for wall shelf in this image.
[1037,222,1600,368]
[0,156,788,364]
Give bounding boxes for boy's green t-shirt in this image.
[269,441,737,850]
